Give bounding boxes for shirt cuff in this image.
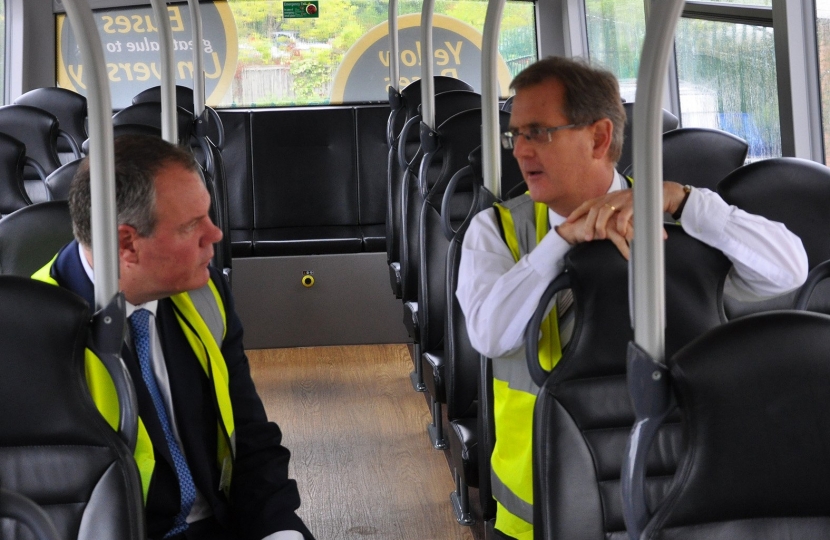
[262,531,304,540]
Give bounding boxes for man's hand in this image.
[559,181,687,259]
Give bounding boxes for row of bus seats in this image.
[383,73,828,533]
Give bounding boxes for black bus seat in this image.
[44,159,82,201]
[717,157,830,318]
[0,276,144,540]
[624,127,748,191]
[0,133,33,216]
[626,310,830,540]
[617,102,678,176]
[528,226,731,540]
[112,102,195,146]
[132,85,225,150]
[0,105,79,203]
[443,146,524,525]
[0,201,73,276]
[14,87,88,160]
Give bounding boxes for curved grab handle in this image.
[58,130,83,159]
[794,259,830,310]
[525,271,571,388]
[90,292,138,451]
[0,488,61,540]
[25,157,48,182]
[441,165,474,240]
[397,114,422,174]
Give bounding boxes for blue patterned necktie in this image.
[130,308,197,537]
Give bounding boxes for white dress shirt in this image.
[79,245,304,540]
[456,171,809,359]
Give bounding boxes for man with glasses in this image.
[456,56,807,540]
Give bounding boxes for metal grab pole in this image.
[481,0,505,198]
[631,0,686,364]
[188,0,206,118]
[149,0,177,143]
[389,0,400,97]
[419,0,436,130]
[62,0,117,311]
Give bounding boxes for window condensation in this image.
[585,0,645,102]
[676,18,781,161]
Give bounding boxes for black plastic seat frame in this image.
[0,200,74,276]
[616,103,678,175]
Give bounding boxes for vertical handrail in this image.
[631,0,685,364]
[622,1,687,538]
[149,0,177,143]
[188,0,206,119]
[481,0,506,198]
[419,0,436,130]
[62,0,117,310]
[389,0,400,98]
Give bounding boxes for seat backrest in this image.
[14,88,88,155]
[44,159,82,201]
[661,127,747,190]
[626,127,749,190]
[0,201,74,276]
[617,102,678,175]
[0,105,64,188]
[532,226,731,539]
[112,102,195,146]
[0,133,31,216]
[641,311,830,540]
[717,157,830,318]
[0,276,145,540]
[131,85,225,150]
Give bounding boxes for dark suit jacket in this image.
[48,241,314,540]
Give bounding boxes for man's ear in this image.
[591,118,614,160]
[118,224,140,264]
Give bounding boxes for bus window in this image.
[816,0,830,165]
[675,18,781,161]
[585,0,645,102]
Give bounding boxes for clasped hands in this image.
[555,181,687,260]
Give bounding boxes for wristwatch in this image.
[671,184,692,221]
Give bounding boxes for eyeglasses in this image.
[500,123,583,149]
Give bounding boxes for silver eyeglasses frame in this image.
[500,123,585,149]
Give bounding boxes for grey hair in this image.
[69,134,199,247]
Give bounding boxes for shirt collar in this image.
[77,242,158,317]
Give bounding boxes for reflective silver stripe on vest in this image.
[188,284,224,347]
[498,194,538,258]
[491,468,534,524]
[492,346,539,395]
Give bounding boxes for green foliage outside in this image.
[226,0,537,106]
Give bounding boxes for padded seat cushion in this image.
[253,226,363,256]
[422,350,445,402]
[361,224,386,252]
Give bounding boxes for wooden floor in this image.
[247,344,481,540]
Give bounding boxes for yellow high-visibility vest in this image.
[489,194,562,540]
